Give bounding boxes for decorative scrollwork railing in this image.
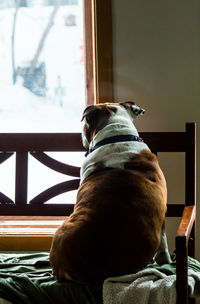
[29,179,80,205]
[0,124,196,217]
[0,152,14,164]
[0,193,14,205]
[0,133,84,216]
[30,152,80,177]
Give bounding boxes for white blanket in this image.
[103,268,200,304]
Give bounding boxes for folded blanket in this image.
[103,255,200,304]
[103,268,176,304]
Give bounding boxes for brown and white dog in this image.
[50,101,171,281]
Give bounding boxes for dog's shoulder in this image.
[125,149,157,166]
[124,149,164,181]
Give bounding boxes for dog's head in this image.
[81,101,145,149]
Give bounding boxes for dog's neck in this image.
[86,134,144,156]
[87,122,139,156]
[89,118,139,153]
[81,118,149,182]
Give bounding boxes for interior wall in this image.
[112,0,200,258]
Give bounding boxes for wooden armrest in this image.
[176,205,196,244]
[0,216,66,251]
[175,205,196,304]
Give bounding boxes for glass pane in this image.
[0,0,85,132]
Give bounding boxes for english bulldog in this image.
[50,101,171,282]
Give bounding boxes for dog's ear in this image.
[120,101,145,117]
[81,105,99,125]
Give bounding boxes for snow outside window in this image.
[0,0,85,132]
[0,0,86,204]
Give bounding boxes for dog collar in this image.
[85,134,143,157]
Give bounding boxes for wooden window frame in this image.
[84,0,113,104]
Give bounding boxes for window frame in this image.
[84,0,113,105]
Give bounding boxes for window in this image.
[0,0,113,133]
[0,0,113,208]
[0,0,85,132]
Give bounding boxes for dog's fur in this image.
[50,102,170,281]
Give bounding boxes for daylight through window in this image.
[0,0,85,132]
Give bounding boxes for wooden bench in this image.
[0,125,197,303]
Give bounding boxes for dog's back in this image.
[50,149,167,281]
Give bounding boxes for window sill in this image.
[0,216,65,251]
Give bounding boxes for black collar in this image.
[85,134,143,157]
